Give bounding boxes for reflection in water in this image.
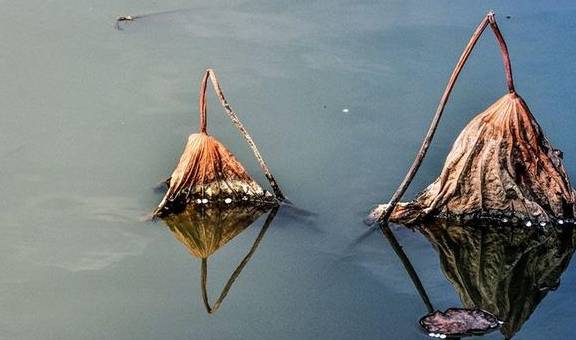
[418,223,576,339]
[161,204,278,314]
[381,224,499,338]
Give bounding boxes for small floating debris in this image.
[342,108,350,113]
[420,308,501,337]
[114,15,140,30]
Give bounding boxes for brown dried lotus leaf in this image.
[155,133,272,215]
[386,93,576,225]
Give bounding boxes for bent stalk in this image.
[199,69,286,200]
[376,11,515,225]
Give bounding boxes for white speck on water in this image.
[224,198,232,204]
[559,219,564,225]
[525,221,532,227]
[342,108,349,113]
[201,198,208,204]
[502,218,508,223]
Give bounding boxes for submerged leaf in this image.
[420,308,500,337]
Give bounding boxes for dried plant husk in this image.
[380,93,576,225]
[162,203,271,259]
[155,132,272,216]
[154,69,283,216]
[368,12,576,226]
[418,221,576,338]
[420,308,500,337]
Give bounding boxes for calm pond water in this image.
[1,1,576,339]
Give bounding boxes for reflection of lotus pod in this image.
[163,204,270,258]
[161,204,278,314]
[389,94,576,225]
[419,222,576,338]
[420,308,500,337]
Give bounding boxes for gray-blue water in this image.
[1,1,576,339]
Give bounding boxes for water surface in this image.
[1,1,576,339]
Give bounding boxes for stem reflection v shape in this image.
[200,206,279,314]
[380,225,434,313]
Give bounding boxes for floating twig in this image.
[114,15,140,30]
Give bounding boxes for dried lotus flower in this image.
[368,12,575,226]
[154,69,284,216]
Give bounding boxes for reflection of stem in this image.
[376,11,514,224]
[200,206,279,314]
[198,69,285,200]
[380,224,434,313]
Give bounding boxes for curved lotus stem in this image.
[200,206,278,314]
[198,69,286,200]
[375,11,515,225]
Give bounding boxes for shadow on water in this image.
[383,222,576,339]
[160,204,279,314]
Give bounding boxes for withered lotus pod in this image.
[162,204,278,314]
[154,69,284,216]
[368,12,576,226]
[418,222,576,338]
